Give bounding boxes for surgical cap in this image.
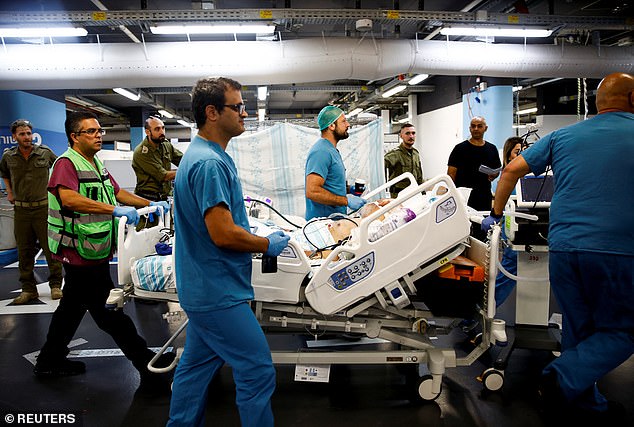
[317,106,344,130]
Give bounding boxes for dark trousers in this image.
[14,206,63,292]
[38,262,153,369]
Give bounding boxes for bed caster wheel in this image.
[416,374,441,401]
[481,368,504,392]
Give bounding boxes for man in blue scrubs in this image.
[482,72,634,422]
[168,77,290,427]
[305,105,366,220]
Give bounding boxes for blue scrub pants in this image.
[544,251,634,412]
[167,302,276,427]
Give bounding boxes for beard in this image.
[333,127,349,142]
[151,135,166,144]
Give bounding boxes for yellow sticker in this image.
[386,10,400,19]
[92,11,107,21]
[260,10,273,19]
[438,257,449,265]
[508,15,520,24]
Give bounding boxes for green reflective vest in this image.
[47,148,117,260]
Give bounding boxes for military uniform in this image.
[384,144,424,198]
[131,137,182,201]
[0,144,63,300]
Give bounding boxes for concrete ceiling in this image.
[1,0,632,136]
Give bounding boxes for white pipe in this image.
[0,38,631,90]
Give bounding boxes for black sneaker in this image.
[34,358,86,377]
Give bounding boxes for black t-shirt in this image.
[447,140,501,211]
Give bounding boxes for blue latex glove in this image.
[149,201,170,222]
[113,206,139,225]
[265,231,290,257]
[346,194,367,210]
[150,200,170,214]
[481,212,503,232]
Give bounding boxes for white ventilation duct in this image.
[0,38,631,90]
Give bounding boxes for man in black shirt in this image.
[447,116,501,211]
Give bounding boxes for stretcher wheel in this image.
[481,368,504,392]
[416,374,441,401]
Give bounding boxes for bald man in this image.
[483,73,634,422]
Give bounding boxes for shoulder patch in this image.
[141,146,149,154]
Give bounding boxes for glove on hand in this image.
[113,206,139,225]
[150,200,170,214]
[346,194,367,211]
[265,231,290,257]
[481,211,503,232]
[149,201,170,222]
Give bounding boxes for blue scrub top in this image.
[305,138,347,220]
[521,112,634,256]
[173,134,253,311]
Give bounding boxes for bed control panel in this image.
[328,252,375,291]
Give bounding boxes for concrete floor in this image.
[0,260,632,427]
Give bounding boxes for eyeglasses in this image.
[223,103,246,114]
[75,128,106,136]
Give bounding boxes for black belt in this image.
[135,192,167,202]
[14,199,48,208]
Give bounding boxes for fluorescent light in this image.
[66,96,93,107]
[408,74,429,85]
[177,119,193,127]
[382,85,407,98]
[0,27,87,38]
[440,26,552,38]
[150,24,275,35]
[113,88,140,101]
[347,107,363,117]
[257,86,268,101]
[516,107,538,115]
[258,108,266,122]
[158,109,174,118]
[512,85,523,92]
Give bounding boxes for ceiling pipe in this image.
[0,38,631,90]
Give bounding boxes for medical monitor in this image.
[516,173,554,209]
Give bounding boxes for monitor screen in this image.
[516,174,554,208]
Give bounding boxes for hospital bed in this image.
[114,173,508,400]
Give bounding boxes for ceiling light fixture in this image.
[150,24,275,35]
[516,107,538,115]
[113,87,140,101]
[66,96,94,107]
[158,109,174,118]
[257,86,268,101]
[408,74,429,85]
[382,85,407,98]
[440,26,552,38]
[347,107,363,117]
[0,27,88,38]
[177,119,193,127]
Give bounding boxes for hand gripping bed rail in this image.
[305,173,471,315]
[116,205,168,287]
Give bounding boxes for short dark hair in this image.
[503,136,524,166]
[10,119,32,134]
[191,77,242,129]
[65,111,98,146]
[400,123,414,131]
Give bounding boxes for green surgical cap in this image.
[317,106,344,130]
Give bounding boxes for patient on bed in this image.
[290,198,419,253]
